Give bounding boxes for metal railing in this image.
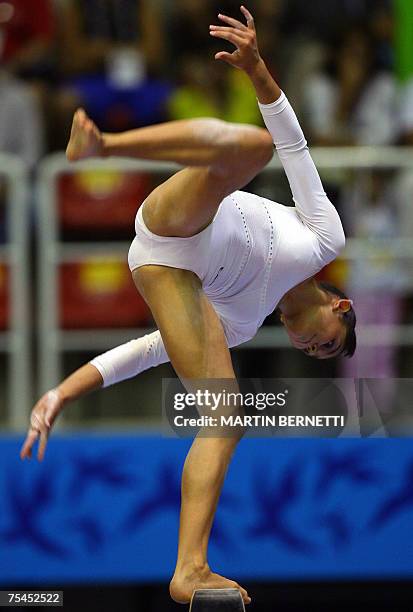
[36,149,413,393]
[0,153,30,429]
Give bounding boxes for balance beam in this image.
[190,589,245,611]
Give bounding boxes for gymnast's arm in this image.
[256,86,346,263]
[20,325,245,461]
[20,331,169,461]
[89,331,169,387]
[212,6,345,264]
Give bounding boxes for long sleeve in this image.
[88,318,249,388]
[258,91,345,264]
[89,331,169,388]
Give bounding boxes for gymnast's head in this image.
[280,281,356,359]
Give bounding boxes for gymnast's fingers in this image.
[240,5,255,30]
[37,427,49,462]
[209,29,245,48]
[214,51,239,67]
[30,409,49,461]
[217,12,248,31]
[20,428,39,460]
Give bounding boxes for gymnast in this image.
[21,6,356,605]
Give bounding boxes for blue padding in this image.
[1,434,413,584]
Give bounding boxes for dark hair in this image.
[319,282,357,358]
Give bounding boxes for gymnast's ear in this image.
[279,313,286,324]
[332,298,352,313]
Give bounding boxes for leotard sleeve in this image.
[89,321,245,387]
[258,91,345,265]
[90,331,169,388]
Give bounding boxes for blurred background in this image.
[1,0,413,610]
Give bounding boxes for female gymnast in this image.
[21,6,356,605]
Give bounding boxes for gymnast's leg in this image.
[66,99,273,606]
[66,106,273,237]
[134,265,250,605]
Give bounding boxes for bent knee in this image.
[254,129,274,165]
[242,127,273,173]
[212,126,273,185]
[233,125,274,166]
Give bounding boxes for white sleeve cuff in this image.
[89,331,168,388]
[257,91,288,114]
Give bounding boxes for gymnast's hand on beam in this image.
[66,108,103,162]
[210,5,261,74]
[20,389,64,462]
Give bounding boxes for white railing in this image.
[0,153,30,429]
[36,149,413,393]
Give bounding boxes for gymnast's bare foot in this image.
[66,108,103,162]
[170,564,251,605]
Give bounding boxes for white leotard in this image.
[91,92,345,387]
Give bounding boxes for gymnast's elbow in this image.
[335,223,346,253]
[323,198,346,259]
[316,221,346,265]
[327,224,346,261]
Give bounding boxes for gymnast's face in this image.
[281,299,352,360]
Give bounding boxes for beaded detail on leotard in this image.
[258,202,276,325]
[226,194,252,290]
